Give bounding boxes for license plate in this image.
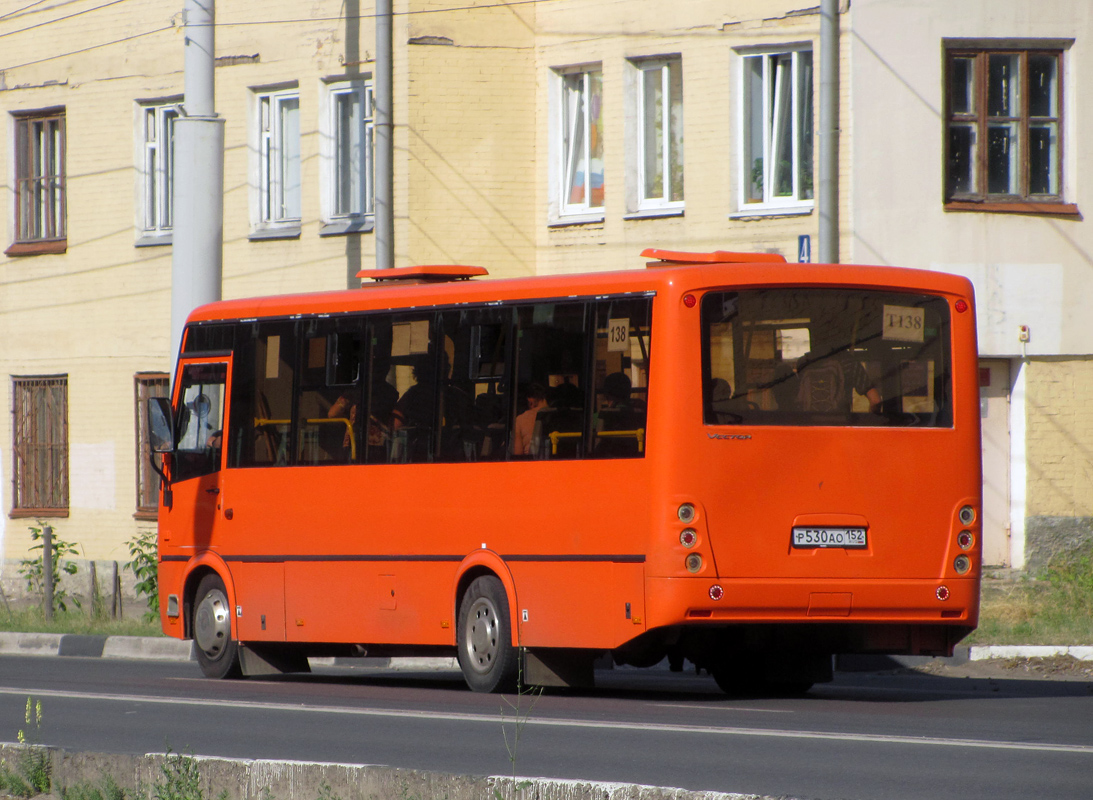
[792,526,868,549]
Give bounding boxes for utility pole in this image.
[375,0,394,270]
[171,0,225,363]
[818,0,839,264]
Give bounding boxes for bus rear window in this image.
[701,289,953,427]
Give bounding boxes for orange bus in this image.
[149,249,981,694]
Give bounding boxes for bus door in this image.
[165,358,231,552]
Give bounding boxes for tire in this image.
[192,574,242,679]
[456,575,519,693]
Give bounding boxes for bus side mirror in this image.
[148,397,175,453]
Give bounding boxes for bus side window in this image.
[173,362,227,483]
[440,308,513,462]
[231,322,296,467]
[514,302,589,459]
[383,314,439,463]
[296,318,365,466]
[592,298,651,458]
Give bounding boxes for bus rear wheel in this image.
[193,574,242,679]
[457,576,518,693]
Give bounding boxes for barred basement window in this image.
[12,376,69,517]
[135,373,169,517]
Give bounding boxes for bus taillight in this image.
[709,585,724,601]
[955,299,968,313]
[685,553,703,573]
[957,531,974,550]
[958,505,976,525]
[677,503,696,523]
[936,586,951,601]
[953,555,972,575]
[680,529,697,548]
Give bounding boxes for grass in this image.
[966,543,1093,646]
[0,606,162,638]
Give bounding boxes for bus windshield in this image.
[701,288,953,427]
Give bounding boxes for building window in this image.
[556,67,604,217]
[12,376,69,517]
[945,48,1064,206]
[134,373,169,517]
[138,102,179,243]
[320,79,374,235]
[631,57,684,213]
[254,88,301,233]
[8,109,66,255]
[740,49,813,209]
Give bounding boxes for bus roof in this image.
[185,252,975,325]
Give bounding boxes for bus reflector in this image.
[955,299,968,313]
[709,585,724,601]
[936,586,950,601]
[683,294,697,308]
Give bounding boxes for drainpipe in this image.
[375,0,394,270]
[171,0,225,364]
[818,0,839,264]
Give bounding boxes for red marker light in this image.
[683,294,697,308]
[955,299,968,313]
[709,585,724,601]
[936,585,950,601]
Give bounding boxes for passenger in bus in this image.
[795,349,881,414]
[707,377,738,423]
[596,373,643,456]
[513,382,548,456]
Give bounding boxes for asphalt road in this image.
[0,655,1089,800]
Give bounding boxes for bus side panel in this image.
[509,561,646,649]
[283,561,455,645]
[158,559,187,638]
[233,562,287,641]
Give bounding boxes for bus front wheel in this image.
[457,576,518,693]
[193,574,242,679]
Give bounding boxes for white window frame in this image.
[630,57,684,215]
[251,87,301,236]
[550,66,604,222]
[136,100,179,245]
[737,47,814,214]
[319,78,375,235]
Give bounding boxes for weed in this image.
[19,522,81,614]
[315,781,342,800]
[126,530,160,621]
[152,749,204,800]
[494,648,542,799]
[62,774,128,800]
[7,697,51,797]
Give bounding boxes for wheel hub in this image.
[194,588,230,660]
[464,596,499,674]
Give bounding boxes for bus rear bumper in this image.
[645,575,978,635]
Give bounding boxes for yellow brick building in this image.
[0,0,1090,596]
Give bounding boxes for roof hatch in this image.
[641,248,787,267]
[356,265,489,284]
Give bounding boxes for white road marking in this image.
[0,686,1089,755]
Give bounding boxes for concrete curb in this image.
[3,745,784,800]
